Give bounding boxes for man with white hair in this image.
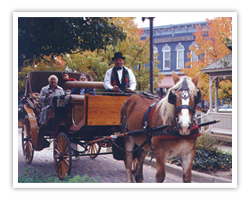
[38,75,64,124]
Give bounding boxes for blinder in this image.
[168,90,177,105]
[195,88,202,105]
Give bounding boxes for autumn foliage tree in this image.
[183,17,232,103]
[18,55,67,96]
[64,17,161,91]
[18,17,162,96]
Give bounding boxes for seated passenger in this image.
[71,73,96,95]
[61,71,76,91]
[38,75,64,124]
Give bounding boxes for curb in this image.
[144,157,232,183]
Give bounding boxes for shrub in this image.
[168,149,232,171]
[192,148,232,171]
[168,133,232,171]
[195,132,224,151]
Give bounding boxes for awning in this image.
[156,74,184,88]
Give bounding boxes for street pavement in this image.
[17,128,231,184]
[18,128,181,183]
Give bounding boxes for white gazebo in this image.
[201,53,232,136]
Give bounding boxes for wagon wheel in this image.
[53,132,72,179]
[87,143,101,159]
[21,117,34,164]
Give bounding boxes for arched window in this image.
[153,45,158,59]
[189,42,198,63]
[175,42,185,69]
[162,44,171,70]
[153,45,158,54]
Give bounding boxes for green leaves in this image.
[18,17,126,71]
[192,149,232,171]
[168,133,232,172]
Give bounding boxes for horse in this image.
[121,72,201,183]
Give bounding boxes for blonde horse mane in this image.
[157,75,197,125]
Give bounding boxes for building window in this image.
[162,44,171,70]
[189,42,198,63]
[175,42,185,69]
[153,45,158,59]
[191,51,198,62]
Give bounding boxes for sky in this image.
[133,12,229,28]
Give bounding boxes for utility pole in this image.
[142,17,155,93]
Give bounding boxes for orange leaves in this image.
[183,17,232,102]
[193,17,232,64]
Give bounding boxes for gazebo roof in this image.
[202,53,232,75]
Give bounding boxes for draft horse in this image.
[121,72,201,183]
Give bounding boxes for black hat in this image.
[112,52,125,61]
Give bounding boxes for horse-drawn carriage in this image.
[20,70,219,182]
[19,71,133,179]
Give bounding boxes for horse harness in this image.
[142,78,202,137]
[118,83,202,154]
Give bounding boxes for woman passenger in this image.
[71,73,96,95]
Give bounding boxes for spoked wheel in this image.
[22,117,34,164]
[54,132,72,179]
[87,143,101,159]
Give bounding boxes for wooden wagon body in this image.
[20,71,130,179]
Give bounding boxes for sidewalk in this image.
[144,157,232,183]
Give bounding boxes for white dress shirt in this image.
[104,67,136,91]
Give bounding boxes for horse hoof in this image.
[135,177,145,183]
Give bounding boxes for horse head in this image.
[169,72,201,135]
[158,72,201,136]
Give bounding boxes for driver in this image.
[104,52,136,93]
[38,75,64,124]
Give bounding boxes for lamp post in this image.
[142,17,155,94]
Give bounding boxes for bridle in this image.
[168,77,201,126]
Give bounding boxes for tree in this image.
[18,17,162,95]
[64,17,161,91]
[183,17,232,102]
[18,17,126,71]
[18,55,66,96]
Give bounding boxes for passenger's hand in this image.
[46,90,53,97]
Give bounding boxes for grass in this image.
[18,167,101,183]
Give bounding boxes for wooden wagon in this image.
[19,71,131,179]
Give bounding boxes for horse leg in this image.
[155,151,167,183]
[124,136,135,183]
[181,148,196,183]
[134,148,147,183]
